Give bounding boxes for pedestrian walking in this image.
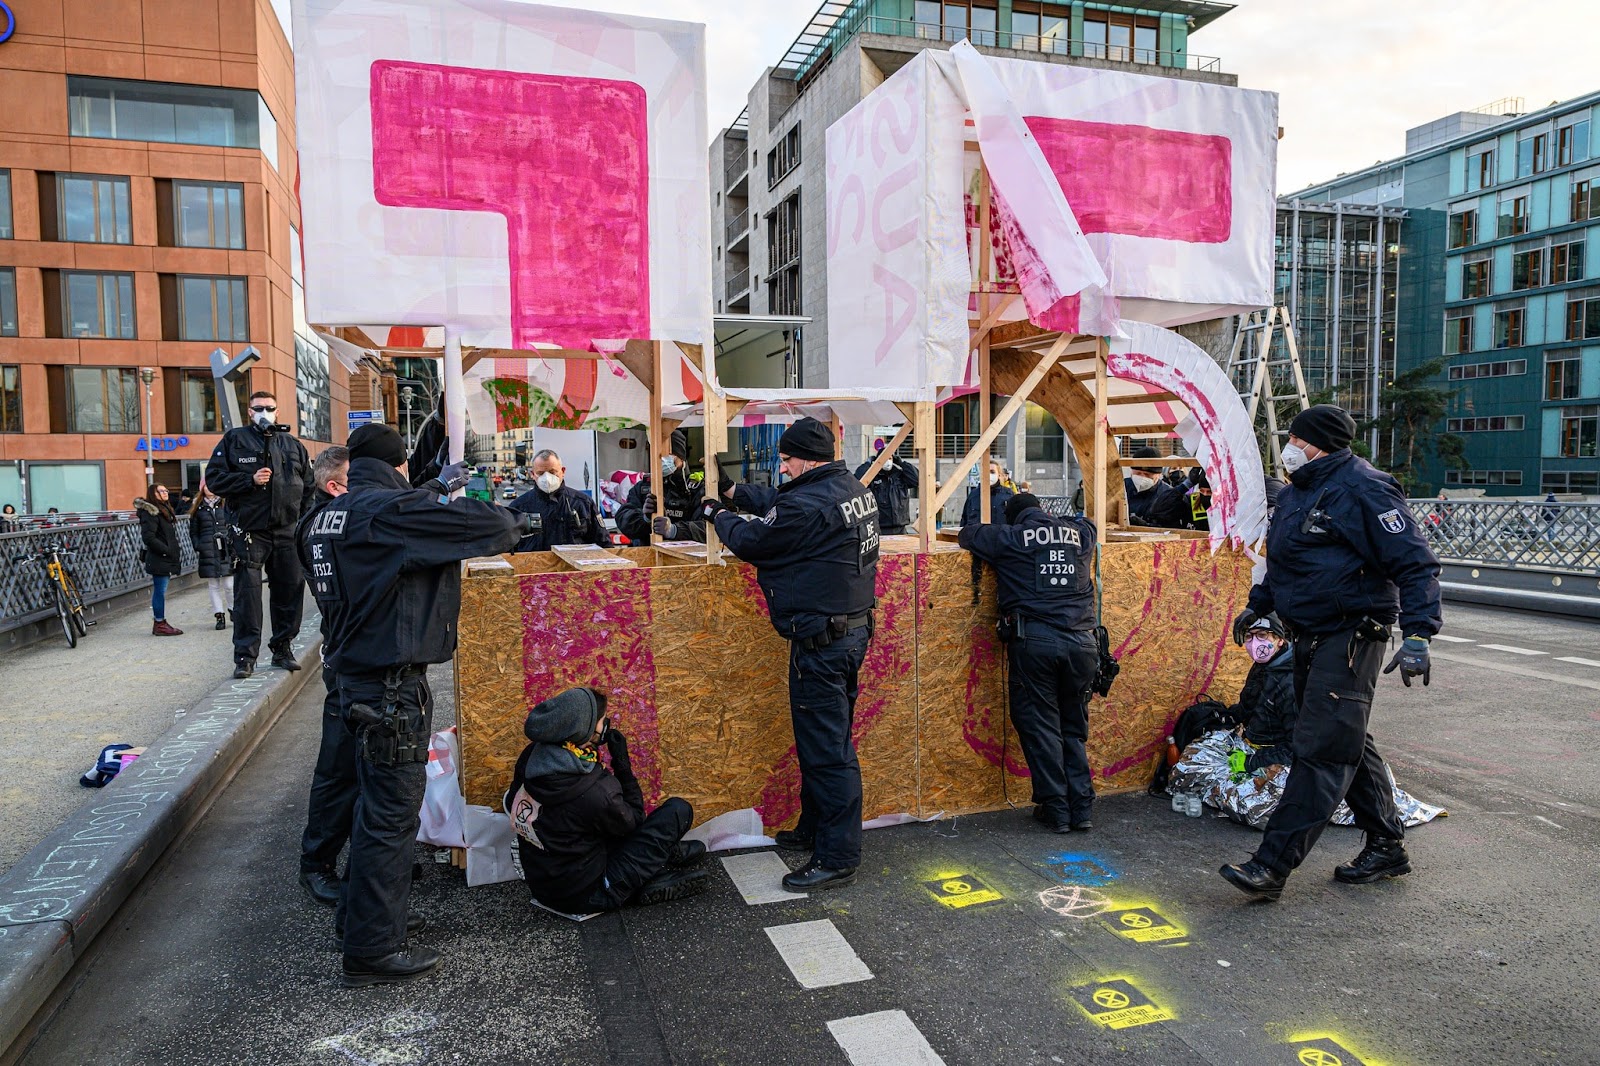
[189,482,234,631]
[1222,405,1441,901]
[136,484,183,637]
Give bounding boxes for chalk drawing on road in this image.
[1038,884,1112,919]
[310,1011,440,1066]
[1037,852,1119,886]
[923,873,1003,909]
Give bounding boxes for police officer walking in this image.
[1221,405,1441,901]
[205,389,314,678]
[618,429,707,544]
[709,417,879,890]
[305,424,530,985]
[960,493,1099,832]
[853,440,919,535]
[508,448,609,552]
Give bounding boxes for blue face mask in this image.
[661,456,677,478]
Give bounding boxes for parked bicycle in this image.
[15,542,92,647]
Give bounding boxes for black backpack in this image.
[1148,693,1242,794]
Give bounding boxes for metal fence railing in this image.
[1,516,199,633]
[1408,500,1600,574]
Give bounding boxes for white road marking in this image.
[765,919,874,989]
[1431,651,1600,693]
[721,853,807,905]
[1431,634,1475,643]
[1534,815,1566,830]
[827,1011,946,1066]
[1478,644,1547,656]
[1556,656,1600,669]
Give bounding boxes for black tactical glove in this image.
[436,462,470,494]
[1382,636,1431,687]
[1230,607,1259,646]
[652,515,676,539]
[515,512,539,536]
[699,498,726,522]
[642,492,658,516]
[605,728,633,774]
[718,473,736,498]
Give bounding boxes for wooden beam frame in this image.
[858,418,913,488]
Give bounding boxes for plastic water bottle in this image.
[1184,793,1204,817]
[1171,792,1187,813]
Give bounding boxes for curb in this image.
[0,629,321,1057]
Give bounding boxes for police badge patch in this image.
[1378,508,1405,534]
[761,507,778,526]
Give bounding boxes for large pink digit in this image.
[370,59,652,372]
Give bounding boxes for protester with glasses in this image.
[204,389,314,678]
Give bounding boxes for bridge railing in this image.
[1,517,198,633]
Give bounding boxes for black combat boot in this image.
[341,946,441,988]
[1220,859,1287,901]
[1334,836,1411,884]
[634,868,711,905]
[668,840,708,868]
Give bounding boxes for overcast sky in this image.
[586,0,1597,194]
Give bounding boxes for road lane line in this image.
[721,853,807,905]
[1431,634,1475,643]
[1557,656,1600,668]
[1478,644,1547,656]
[765,919,873,989]
[1431,650,1600,693]
[828,1010,946,1066]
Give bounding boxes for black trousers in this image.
[1006,625,1099,822]
[789,627,869,870]
[336,670,431,960]
[566,797,693,912]
[233,527,304,662]
[1254,626,1405,875]
[300,666,361,874]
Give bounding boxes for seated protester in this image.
[1123,447,1189,529]
[505,688,709,912]
[616,429,707,544]
[1234,614,1296,771]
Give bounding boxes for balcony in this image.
[725,213,750,246]
[853,16,1223,74]
[726,268,750,300]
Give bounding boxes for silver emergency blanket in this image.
[1168,730,1447,830]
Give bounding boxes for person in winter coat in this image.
[189,482,233,631]
[136,484,183,636]
[505,688,708,913]
[1231,614,1296,771]
[962,460,1014,528]
[853,440,919,535]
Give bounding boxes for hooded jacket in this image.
[136,498,183,577]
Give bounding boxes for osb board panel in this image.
[455,569,530,803]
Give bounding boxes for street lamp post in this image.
[401,385,415,452]
[140,367,156,486]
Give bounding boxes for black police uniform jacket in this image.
[1247,449,1442,639]
[203,423,313,533]
[958,505,1097,630]
[1124,476,1189,529]
[303,458,523,674]
[508,483,608,552]
[961,482,1014,528]
[615,466,706,544]
[852,458,919,531]
[717,461,879,641]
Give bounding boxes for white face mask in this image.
[1130,474,1157,493]
[251,409,274,430]
[661,456,678,478]
[1281,444,1311,473]
[535,471,562,493]
[989,473,1000,486]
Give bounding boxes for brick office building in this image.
[0,0,348,514]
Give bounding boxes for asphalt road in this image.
[18,604,1600,1066]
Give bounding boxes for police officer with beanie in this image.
[617,428,707,544]
[305,423,530,985]
[707,416,879,890]
[1221,404,1441,901]
[959,493,1099,831]
[204,389,314,678]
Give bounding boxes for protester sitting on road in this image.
[1232,614,1296,771]
[136,484,183,637]
[506,688,708,913]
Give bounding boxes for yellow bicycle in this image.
[20,543,90,647]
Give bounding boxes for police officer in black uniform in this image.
[1221,405,1441,901]
[204,389,314,678]
[960,492,1099,832]
[708,417,879,890]
[617,429,707,544]
[1123,446,1189,529]
[853,440,919,535]
[304,424,530,985]
[508,448,609,552]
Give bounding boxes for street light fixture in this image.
[401,385,415,452]
[140,367,156,485]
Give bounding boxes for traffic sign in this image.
[348,410,383,431]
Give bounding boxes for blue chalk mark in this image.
[1038,852,1119,886]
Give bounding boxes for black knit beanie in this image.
[347,424,407,468]
[777,417,835,463]
[1005,492,1040,523]
[1289,405,1357,453]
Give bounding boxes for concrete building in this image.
[1290,94,1600,496]
[0,0,349,514]
[708,0,1239,500]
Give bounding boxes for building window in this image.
[1447,208,1476,249]
[766,123,801,189]
[1543,470,1600,493]
[0,169,11,239]
[177,276,249,342]
[1559,406,1599,458]
[1551,240,1586,284]
[55,174,132,244]
[1468,146,1495,191]
[1545,352,1580,400]
[61,272,136,338]
[767,192,801,273]
[1511,246,1543,291]
[1492,306,1524,349]
[1496,195,1528,238]
[66,366,141,433]
[1572,178,1599,222]
[1083,10,1159,63]
[68,76,278,166]
[1444,310,1473,354]
[1557,116,1592,168]
[0,269,15,337]
[1462,258,1491,299]
[970,3,998,47]
[1567,290,1600,341]
[178,369,219,433]
[1446,470,1524,486]
[1446,415,1525,433]
[1011,3,1071,53]
[1517,131,1548,177]
[25,462,106,512]
[170,181,245,249]
[1449,358,1526,381]
[295,334,332,442]
[0,365,20,433]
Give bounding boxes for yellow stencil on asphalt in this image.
[1101,905,1186,944]
[1069,978,1175,1030]
[922,874,1002,909]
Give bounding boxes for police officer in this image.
[508,448,609,552]
[204,389,314,678]
[961,459,1014,528]
[1123,447,1189,529]
[853,439,919,535]
[708,417,878,890]
[1221,405,1441,901]
[617,429,706,544]
[959,493,1099,832]
[305,424,530,985]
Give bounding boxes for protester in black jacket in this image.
[1233,613,1296,771]
[136,484,183,637]
[506,688,707,914]
[189,484,233,631]
[853,443,919,535]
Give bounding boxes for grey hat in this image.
[523,688,602,746]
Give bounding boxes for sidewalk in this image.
[0,584,288,872]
